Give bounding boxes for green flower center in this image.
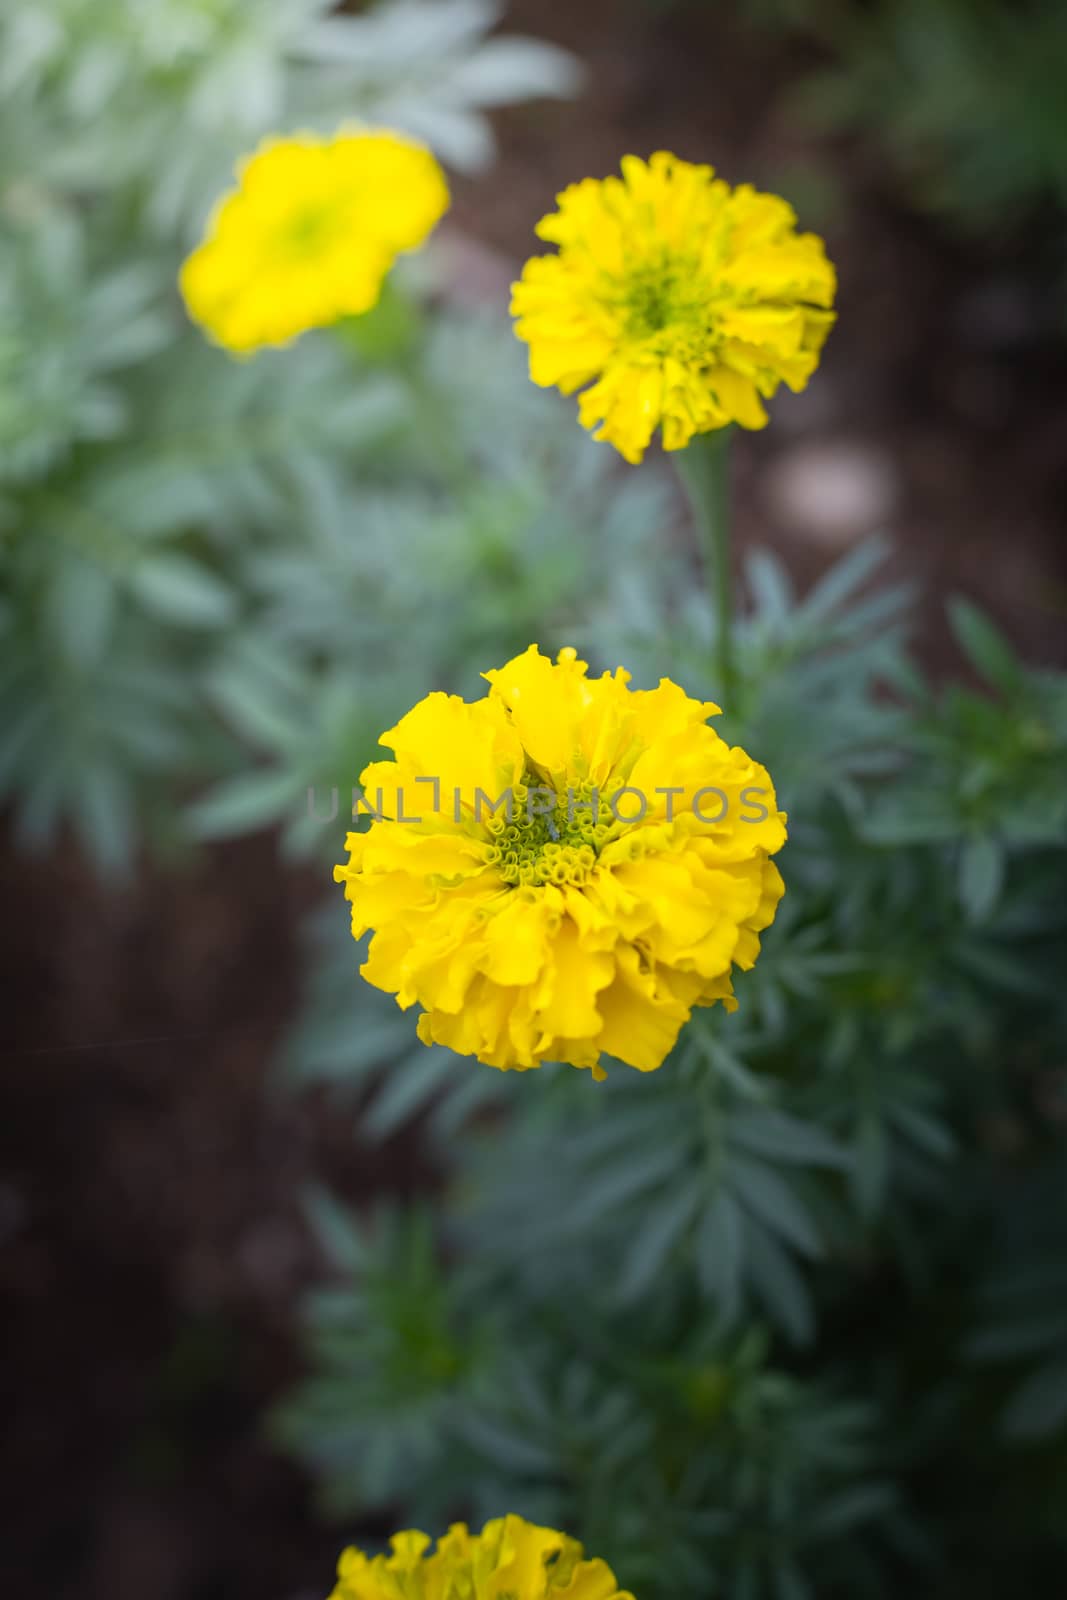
[278,204,339,258]
[486,779,613,889]
[616,252,722,359]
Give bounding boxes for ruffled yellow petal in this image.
[365,691,525,827]
[593,944,694,1073]
[533,916,616,1040]
[482,644,640,788]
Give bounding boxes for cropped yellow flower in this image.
[335,646,785,1078]
[511,152,836,463]
[329,1515,634,1600]
[180,128,449,353]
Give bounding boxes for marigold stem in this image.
[675,428,735,709]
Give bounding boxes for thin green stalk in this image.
[674,428,735,709]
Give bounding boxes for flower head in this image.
[180,128,449,353]
[510,152,836,463]
[335,646,785,1077]
[329,1515,634,1600]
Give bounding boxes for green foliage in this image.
[969,1158,1067,1441]
[805,0,1067,234]
[277,1196,899,1597]
[281,547,1067,1597]
[0,0,581,871]
[738,0,1067,242]
[1,0,581,220]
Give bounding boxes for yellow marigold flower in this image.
[329,1515,635,1600]
[510,151,836,464]
[180,128,449,353]
[334,645,785,1078]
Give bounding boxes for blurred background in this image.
[2,3,1066,1598]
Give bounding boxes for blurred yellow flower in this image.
[180,128,449,353]
[511,152,836,463]
[335,645,785,1078]
[329,1515,635,1600]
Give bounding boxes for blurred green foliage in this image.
[791,0,1067,238]
[279,548,1067,1598]
[673,0,1067,247]
[0,0,583,869]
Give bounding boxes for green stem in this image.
[674,429,735,710]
